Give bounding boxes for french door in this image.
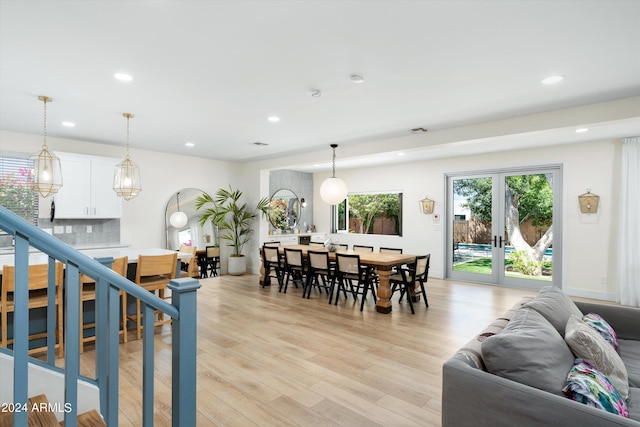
[446,166,562,290]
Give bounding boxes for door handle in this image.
[498,236,504,248]
[492,236,497,248]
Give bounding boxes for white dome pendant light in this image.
[320,144,348,205]
[113,113,142,200]
[32,96,63,197]
[170,191,189,228]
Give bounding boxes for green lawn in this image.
[453,257,492,273]
[454,257,552,281]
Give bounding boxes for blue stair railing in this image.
[0,205,200,426]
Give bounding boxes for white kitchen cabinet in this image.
[53,153,122,218]
[264,233,326,246]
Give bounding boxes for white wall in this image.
[307,139,622,301]
[0,130,240,265]
[1,129,626,301]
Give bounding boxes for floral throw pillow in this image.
[583,313,619,350]
[563,359,628,418]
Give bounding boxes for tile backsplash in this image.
[36,218,121,246]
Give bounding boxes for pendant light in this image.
[113,113,142,200]
[170,191,189,228]
[319,144,348,205]
[32,96,63,197]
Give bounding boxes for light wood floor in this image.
[77,274,538,426]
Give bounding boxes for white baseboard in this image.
[565,287,617,303]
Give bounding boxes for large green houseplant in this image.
[196,186,269,275]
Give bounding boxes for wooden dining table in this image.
[259,244,416,314]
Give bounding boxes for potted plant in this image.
[196,186,269,275]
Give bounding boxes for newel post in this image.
[168,277,201,427]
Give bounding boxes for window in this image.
[0,155,39,225]
[334,192,402,236]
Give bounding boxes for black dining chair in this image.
[282,247,306,293]
[353,245,374,252]
[262,245,284,288]
[390,254,430,314]
[335,253,377,311]
[305,250,337,302]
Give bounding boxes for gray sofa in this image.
[442,288,640,426]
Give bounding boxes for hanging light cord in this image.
[331,143,338,178]
[177,192,181,210]
[124,113,133,160]
[41,96,49,149]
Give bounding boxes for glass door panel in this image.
[449,175,499,284]
[447,166,561,290]
[501,172,555,288]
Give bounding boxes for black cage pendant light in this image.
[32,95,63,197]
[113,113,142,200]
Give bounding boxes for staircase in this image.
[0,205,201,426]
[0,395,104,427]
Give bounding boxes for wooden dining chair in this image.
[125,252,177,340]
[79,256,128,352]
[334,253,377,311]
[305,250,336,302]
[1,262,64,357]
[178,244,198,278]
[389,254,430,314]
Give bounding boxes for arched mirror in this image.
[268,188,300,232]
[165,188,217,250]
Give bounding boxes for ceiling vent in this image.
[410,127,429,134]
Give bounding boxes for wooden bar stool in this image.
[125,253,177,340]
[79,256,128,352]
[1,262,64,357]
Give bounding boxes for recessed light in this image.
[114,72,133,82]
[575,128,589,133]
[267,116,280,123]
[61,121,75,128]
[350,74,364,83]
[253,141,269,146]
[541,75,564,85]
[185,142,195,147]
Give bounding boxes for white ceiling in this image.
[1,0,639,171]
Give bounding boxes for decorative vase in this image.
[227,255,246,275]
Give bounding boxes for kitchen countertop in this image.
[0,246,192,272]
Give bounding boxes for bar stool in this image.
[125,253,177,340]
[1,262,64,357]
[79,256,128,352]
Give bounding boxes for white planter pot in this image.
[227,255,246,276]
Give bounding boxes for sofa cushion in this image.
[564,315,629,398]
[620,339,640,388]
[628,387,640,422]
[524,285,583,336]
[562,360,629,418]
[455,296,534,371]
[583,312,619,350]
[481,307,575,396]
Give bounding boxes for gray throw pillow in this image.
[481,307,575,395]
[524,285,583,336]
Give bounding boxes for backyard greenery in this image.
[453,174,553,276]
